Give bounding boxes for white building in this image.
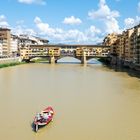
[0,43,2,57]
[10,34,18,56]
[18,35,49,48]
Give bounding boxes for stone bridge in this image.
[20,44,110,64]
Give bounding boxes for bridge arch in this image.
[56,56,81,63]
[22,56,50,62]
[29,56,45,61]
[87,58,102,64]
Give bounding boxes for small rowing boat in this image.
[33,106,54,132]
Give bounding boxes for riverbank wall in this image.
[0,57,21,64]
[0,57,24,68]
[99,56,140,71]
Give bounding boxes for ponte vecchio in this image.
[20,44,110,64]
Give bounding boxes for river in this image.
[0,58,140,140]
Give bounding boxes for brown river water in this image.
[0,61,140,140]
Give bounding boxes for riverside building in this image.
[10,34,19,57]
[0,28,49,57]
[103,24,140,70]
[131,25,140,68]
[123,28,134,66]
[0,28,11,57]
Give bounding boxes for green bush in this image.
[0,62,25,68]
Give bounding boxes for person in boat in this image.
[36,110,53,122]
[42,110,53,121]
[36,113,42,121]
[36,112,46,123]
[43,112,49,121]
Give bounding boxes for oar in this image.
[35,124,38,132]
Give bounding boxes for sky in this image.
[0,0,140,44]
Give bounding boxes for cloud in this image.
[18,0,46,5]
[34,16,102,44]
[63,16,82,25]
[88,0,120,33]
[124,18,135,29]
[88,25,101,34]
[11,25,37,36]
[85,26,101,40]
[34,16,84,42]
[0,15,36,36]
[0,15,9,27]
[34,17,57,36]
[124,16,140,29]
[124,1,140,29]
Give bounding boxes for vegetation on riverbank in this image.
[0,62,26,69]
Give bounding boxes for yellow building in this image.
[103,28,137,67]
[20,45,61,60]
[131,25,140,66]
[113,34,125,61]
[48,47,60,56]
[0,28,11,57]
[103,33,118,55]
[20,47,32,60]
[123,28,134,64]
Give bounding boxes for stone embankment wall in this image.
[109,56,140,71]
[0,57,21,64]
